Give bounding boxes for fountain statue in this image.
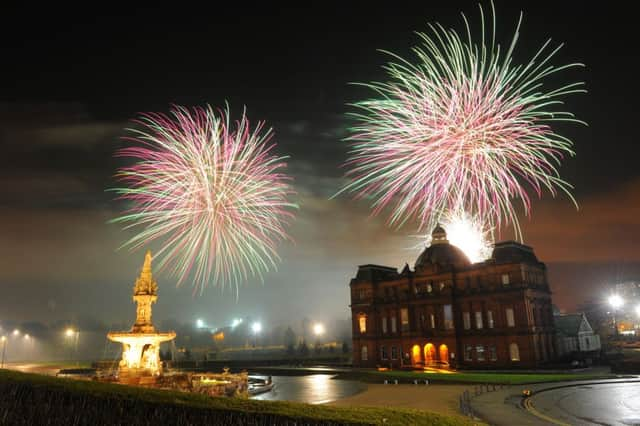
[108,251,176,380]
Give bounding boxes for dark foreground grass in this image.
[336,370,615,385]
[0,370,476,426]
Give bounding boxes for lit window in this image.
[489,345,497,361]
[426,283,433,293]
[430,313,435,329]
[382,317,387,334]
[361,345,368,361]
[391,316,397,333]
[391,346,398,360]
[509,343,520,361]
[502,274,510,285]
[444,305,453,329]
[439,282,445,290]
[506,308,515,327]
[475,311,483,329]
[464,345,473,361]
[400,308,409,331]
[476,345,485,361]
[487,311,494,328]
[359,315,367,333]
[380,346,388,360]
[463,312,471,330]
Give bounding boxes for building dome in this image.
[415,225,471,269]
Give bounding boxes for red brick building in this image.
[350,226,556,369]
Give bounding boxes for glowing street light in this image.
[24,334,30,340]
[251,322,262,334]
[251,322,262,348]
[636,305,640,317]
[12,329,20,337]
[231,318,243,328]
[65,328,79,366]
[608,295,624,337]
[609,295,624,309]
[313,323,325,336]
[1,335,6,368]
[196,319,205,329]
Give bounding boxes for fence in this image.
[459,383,506,418]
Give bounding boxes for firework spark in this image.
[415,210,493,263]
[337,3,585,239]
[111,105,296,295]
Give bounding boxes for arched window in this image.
[361,345,368,361]
[509,343,520,361]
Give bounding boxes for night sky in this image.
[1,2,639,330]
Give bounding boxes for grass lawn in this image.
[0,369,477,426]
[336,369,616,385]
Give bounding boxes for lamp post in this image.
[1,336,6,369]
[66,328,79,366]
[251,322,262,348]
[608,295,624,337]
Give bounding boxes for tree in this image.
[298,340,309,357]
[284,327,296,356]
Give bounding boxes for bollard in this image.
[394,379,398,385]
[413,379,418,385]
[425,379,429,385]
[384,379,388,385]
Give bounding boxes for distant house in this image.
[554,313,601,363]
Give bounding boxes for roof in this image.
[415,242,471,269]
[355,264,398,281]
[491,241,539,264]
[554,314,584,336]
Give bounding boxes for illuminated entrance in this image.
[439,344,449,365]
[424,343,436,365]
[412,345,422,365]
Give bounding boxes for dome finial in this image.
[431,224,448,245]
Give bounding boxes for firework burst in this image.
[414,210,493,263]
[111,105,296,295]
[338,3,585,238]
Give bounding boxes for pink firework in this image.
[111,105,297,295]
[338,3,585,238]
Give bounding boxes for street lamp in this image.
[609,295,624,337]
[231,318,243,328]
[313,323,325,336]
[251,322,262,348]
[1,336,6,368]
[65,328,79,366]
[196,319,205,329]
[12,329,20,337]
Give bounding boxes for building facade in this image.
[350,226,556,369]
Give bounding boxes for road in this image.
[2,362,74,376]
[529,381,640,426]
